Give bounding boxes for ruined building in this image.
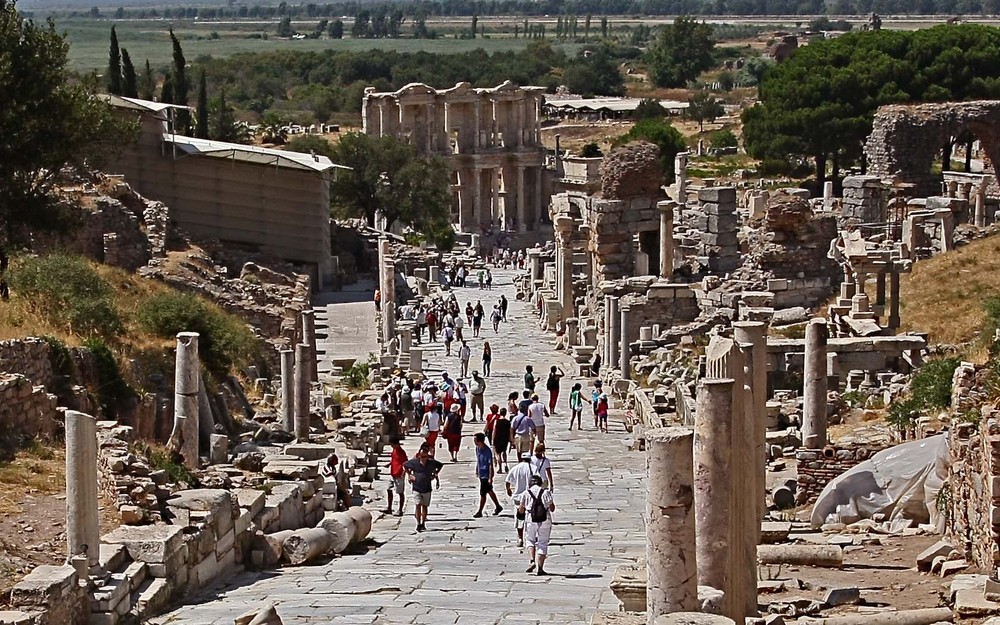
[362,81,548,238]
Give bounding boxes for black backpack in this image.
[528,489,549,523]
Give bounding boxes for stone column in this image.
[173,332,200,470]
[802,319,828,449]
[555,217,574,320]
[473,103,481,148]
[280,348,294,433]
[976,183,988,227]
[875,270,886,308]
[398,326,413,364]
[733,322,766,528]
[535,167,544,229]
[608,296,619,371]
[66,410,100,572]
[658,200,675,279]
[823,181,834,206]
[528,249,542,294]
[490,167,500,228]
[471,169,482,233]
[646,427,699,622]
[429,265,440,284]
[295,343,311,442]
[301,309,318,384]
[517,166,526,231]
[888,269,901,331]
[382,257,396,344]
[694,378,734,616]
[674,151,689,209]
[620,304,631,379]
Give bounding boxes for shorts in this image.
[526,521,553,554]
[515,433,533,454]
[471,394,485,412]
[389,476,405,495]
[479,478,494,496]
[414,491,432,507]
[515,509,526,529]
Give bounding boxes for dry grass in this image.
[0,442,65,515]
[899,230,1000,349]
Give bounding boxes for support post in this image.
[295,343,311,442]
[802,319,828,449]
[646,427,698,622]
[280,349,294,433]
[66,410,100,573]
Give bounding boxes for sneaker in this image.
[382,508,393,515]
[536,569,548,576]
[416,524,425,532]
[494,505,503,516]
[517,538,524,548]
[395,510,404,517]
[526,563,536,573]
[473,511,483,518]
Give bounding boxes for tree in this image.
[647,17,715,88]
[0,0,135,237]
[120,48,137,98]
[277,16,294,37]
[562,47,625,97]
[195,70,209,139]
[470,15,477,39]
[579,142,602,157]
[612,118,686,184]
[169,28,190,133]
[329,19,343,39]
[329,132,453,248]
[686,91,724,132]
[584,13,591,41]
[632,98,665,120]
[108,25,122,95]
[160,72,173,104]
[140,59,154,100]
[210,88,245,142]
[600,15,608,38]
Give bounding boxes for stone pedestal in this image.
[749,194,766,219]
[802,319,829,449]
[566,318,579,346]
[295,343,311,442]
[172,332,200,470]
[409,347,423,373]
[428,265,440,284]
[646,427,698,622]
[658,200,675,278]
[694,378,735,617]
[280,349,294,433]
[66,410,100,572]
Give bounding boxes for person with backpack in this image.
[443,325,455,356]
[545,365,565,414]
[519,474,555,575]
[505,452,535,547]
[383,437,408,517]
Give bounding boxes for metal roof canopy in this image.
[543,97,689,113]
[164,135,350,174]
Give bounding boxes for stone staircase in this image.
[91,544,171,625]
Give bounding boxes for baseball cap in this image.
[520,452,532,459]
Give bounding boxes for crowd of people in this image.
[370,257,614,576]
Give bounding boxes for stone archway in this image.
[865,100,1000,195]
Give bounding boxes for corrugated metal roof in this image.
[99,94,191,117]
[543,97,689,112]
[164,135,350,174]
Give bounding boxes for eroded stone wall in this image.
[948,416,1000,570]
[0,373,59,445]
[795,444,887,506]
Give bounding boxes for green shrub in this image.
[8,254,122,338]
[82,337,135,419]
[136,291,262,375]
[343,352,376,390]
[141,443,198,487]
[710,129,739,149]
[909,357,960,411]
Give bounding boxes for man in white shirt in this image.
[519,474,555,575]
[453,314,465,340]
[530,443,553,491]
[468,371,487,422]
[505,452,535,547]
[458,341,472,377]
[527,393,548,445]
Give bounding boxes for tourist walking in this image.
[505,452,535,547]
[511,404,536,455]
[403,443,443,532]
[426,308,438,342]
[527,393,548,445]
[468,370,487,421]
[500,294,509,321]
[454,313,465,340]
[596,391,609,433]
[520,474,555,575]
[486,268,493,290]
[444,403,464,462]
[465,302,474,326]
[443,324,455,356]
[458,340,472,377]
[506,391,520,421]
[422,403,442,450]
[383,437,408,516]
[545,365,565,413]
[568,383,583,430]
[415,306,426,344]
[523,365,537,393]
[492,408,511,472]
[482,341,493,377]
[490,306,502,333]
[473,433,503,517]
[530,443,554,490]
[472,303,484,337]
[591,380,603,429]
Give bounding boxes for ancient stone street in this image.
[151,270,646,625]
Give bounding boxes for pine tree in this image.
[121,47,137,97]
[556,16,563,39]
[107,25,122,95]
[140,59,155,100]
[169,28,190,133]
[211,88,238,142]
[584,13,591,41]
[601,16,608,38]
[470,15,477,39]
[195,70,209,139]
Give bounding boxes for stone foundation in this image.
[795,443,888,505]
[0,373,59,446]
[948,414,1000,570]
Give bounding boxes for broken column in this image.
[674,151,689,209]
[301,309,318,383]
[646,427,698,622]
[619,303,631,380]
[802,319,829,449]
[607,295,619,372]
[294,343,311,442]
[694,378,734,617]
[172,332,200,470]
[555,216,575,321]
[280,348,294,433]
[658,200,675,279]
[65,410,100,572]
[733,322,767,540]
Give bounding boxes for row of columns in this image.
[645,322,769,624]
[460,165,544,234]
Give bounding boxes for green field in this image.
[58,17,583,72]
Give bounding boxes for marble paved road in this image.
[313,278,379,375]
[152,269,647,625]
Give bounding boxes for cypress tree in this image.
[140,59,155,100]
[169,28,190,133]
[160,72,174,105]
[121,48,138,98]
[195,70,209,138]
[108,25,122,95]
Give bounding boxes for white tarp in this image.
[810,434,950,531]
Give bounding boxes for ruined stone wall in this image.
[795,444,887,505]
[948,416,1000,570]
[697,187,741,273]
[0,338,54,389]
[0,373,60,444]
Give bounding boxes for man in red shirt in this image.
[384,437,408,516]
